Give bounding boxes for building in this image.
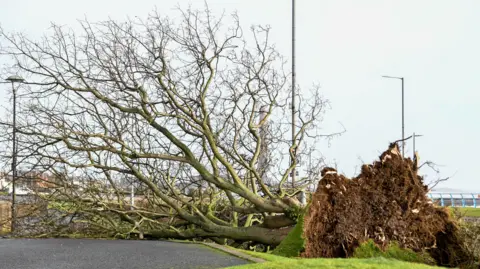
[0,170,57,194]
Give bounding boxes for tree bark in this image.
[261,215,296,229]
[144,225,292,245]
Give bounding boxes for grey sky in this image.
[1,0,478,192]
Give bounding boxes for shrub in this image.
[458,221,480,264]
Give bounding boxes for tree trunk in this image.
[261,215,296,229]
[144,225,292,245]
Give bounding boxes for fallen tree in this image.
[0,5,340,244]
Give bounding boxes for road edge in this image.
[200,242,266,264]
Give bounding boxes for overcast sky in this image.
[1,0,479,192]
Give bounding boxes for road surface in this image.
[0,239,249,269]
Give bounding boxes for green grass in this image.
[47,201,77,213]
[271,214,305,257]
[226,244,439,269]
[235,249,291,262]
[223,256,439,269]
[454,207,480,217]
[353,240,435,265]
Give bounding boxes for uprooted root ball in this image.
[302,143,475,268]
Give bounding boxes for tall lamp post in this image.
[291,0,297,188]
[5,75,24,233]
[382,75,405,157]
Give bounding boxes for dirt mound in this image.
[302,143,473,267]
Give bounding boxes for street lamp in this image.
[5,75,24,233]
[382,75,405,157]
[291,0,297,188]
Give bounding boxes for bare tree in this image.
[0,5,339,245]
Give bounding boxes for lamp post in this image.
[382,75,404,157]
[5,75,24,233]
[291,0,297,188]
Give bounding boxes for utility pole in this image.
[5,75,24,233]
[291,0,297,188]
[412,132,423,157]
[382,76,405,157]
[130,183,134,210]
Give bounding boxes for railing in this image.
[428,193,480,208]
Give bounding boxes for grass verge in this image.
[222,254,439,269]
[235,249,291,263]
[224,247,440,268]
[454,207,480,217]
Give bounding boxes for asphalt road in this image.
[0,239,249,269]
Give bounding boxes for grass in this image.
[47,201,77,213]
[224,244,439,269]
[353,240,435,265]
[223,254,439,269]
[235,249,291,263]
[454,207,480,217]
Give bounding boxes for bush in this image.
[458,221,480,264]
[353,240,435,265]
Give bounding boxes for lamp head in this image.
[5,75,24,83]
